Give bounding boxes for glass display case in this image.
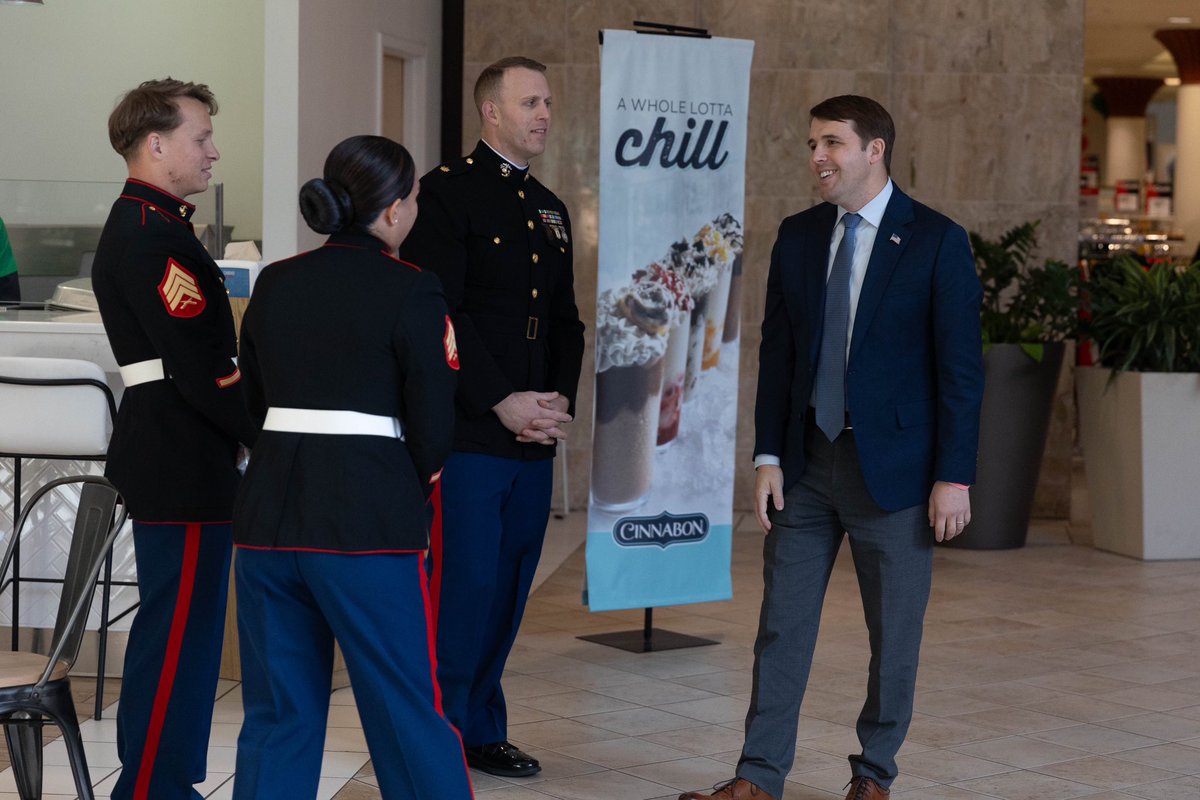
[1078,216,1187,274]
[0,178,232,303]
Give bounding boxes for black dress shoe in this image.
[464,741,541,777]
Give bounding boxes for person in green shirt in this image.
[0,216,19,303]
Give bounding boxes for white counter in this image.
[0,309,125,400]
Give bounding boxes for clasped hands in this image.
[494,391,572,445]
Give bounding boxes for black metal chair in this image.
[0,357,139,720]
[0,475,127,800]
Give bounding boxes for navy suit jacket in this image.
[753,186,984,512]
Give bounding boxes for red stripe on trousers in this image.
[418,559,474,798]
[133,523,202,800]
[418,561,445,715]
[428,482,444,632]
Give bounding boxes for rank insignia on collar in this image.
[179,204,188,217]
[158,258,206,318]
[499,162,512,177]
[538,209,569,244]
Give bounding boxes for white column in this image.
[261,0,301,262]
[1105,116,1148,184]
[1176,84,1200,255]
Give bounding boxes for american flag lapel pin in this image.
[890,233,902,245]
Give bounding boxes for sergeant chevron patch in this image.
[158,258,206,318]
[444,315,460,370]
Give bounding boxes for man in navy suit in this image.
[682,96,983,800]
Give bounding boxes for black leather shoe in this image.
[464,741,541,777]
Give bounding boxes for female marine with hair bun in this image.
[231,135,471,799]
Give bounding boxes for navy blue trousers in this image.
[113,521,231,800]
[738,426,933,796]
[232,548,472,800]
[431,452,552,746]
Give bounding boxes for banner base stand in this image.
[577,608,717,653]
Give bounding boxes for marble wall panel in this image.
[893,73,1081,210]
[566,0,700,64]
[464,0,568,64]
[702,0,891,72]
[890,0,1083,77]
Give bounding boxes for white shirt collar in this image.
[481,139,528,171]
[836,178,893,230]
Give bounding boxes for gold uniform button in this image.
[148,205,156,212]
[531,253,539,264]
[532,288,539,298]
[439,165,450,172]
[493,236,501,244]
[466,157,474,165]
[527,220,535,230]
[518,190,525,199]
[560,246,566,253]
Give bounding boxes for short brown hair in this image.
[108,78,218,161]
[473,56,546,116]
[810,95,895,173]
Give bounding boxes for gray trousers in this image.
[738,423,933,797]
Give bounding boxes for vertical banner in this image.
[586,30,754,612]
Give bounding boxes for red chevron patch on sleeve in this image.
[216,367,241,389]
[158,258,206,318]
[443,316,459,370]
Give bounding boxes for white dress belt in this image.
[119,358,167,387]
[263,407,405,439]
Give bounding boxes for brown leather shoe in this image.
[844,776,890,800]
[679,777,775,800]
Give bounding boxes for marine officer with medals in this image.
[398,55,585,778]
[92,78,256,800]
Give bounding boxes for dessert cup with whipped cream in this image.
[631,262,692,449]
[591,279,673,511]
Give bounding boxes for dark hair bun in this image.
[298,178,354,234]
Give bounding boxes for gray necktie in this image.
[815,212,862,442]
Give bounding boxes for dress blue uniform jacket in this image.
[233,232,457,552]
[92,179,257,521]
[398,141,585,461]
[753,186,984,512]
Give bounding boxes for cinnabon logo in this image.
[613,511,709,549]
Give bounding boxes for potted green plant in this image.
[946,222,1080,550]
[1076,255,1200,559]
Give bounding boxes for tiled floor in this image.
[8,509,1200,799]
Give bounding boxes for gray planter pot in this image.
[943,342,1065,550]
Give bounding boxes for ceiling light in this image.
[1165,77,1182,86]
[1167,16,1193,24]
[0,1,45,5]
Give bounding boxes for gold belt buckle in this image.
[526,316,539,340]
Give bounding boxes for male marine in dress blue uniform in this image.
[92,79,256,800]
[398,56,585,778]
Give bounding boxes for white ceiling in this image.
[1086,0,1197,78]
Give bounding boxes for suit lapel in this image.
[849,188,915,365]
